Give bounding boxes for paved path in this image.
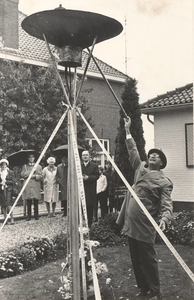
[0,201,62,222]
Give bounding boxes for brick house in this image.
[141,83,193,211]
[0,0,128,165]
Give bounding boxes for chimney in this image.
[0,0,19,49]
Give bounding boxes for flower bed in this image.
[0,215,67,278]
[1,211,193,280]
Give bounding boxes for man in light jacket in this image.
[117,117,173,300]
[21,153,42,221]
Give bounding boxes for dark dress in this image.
[0,169,15,207]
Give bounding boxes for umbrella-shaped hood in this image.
[7,149,40,167]
[53,144,84,157]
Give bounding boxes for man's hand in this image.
[124,116,131,135]
[159,219,166,231]
[83,174,89,181]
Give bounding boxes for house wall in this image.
[82,76,124,156]
[0,0,19,49]
[154,108,193,211]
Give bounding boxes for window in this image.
[185,123,193,167]
[86,138,110,166]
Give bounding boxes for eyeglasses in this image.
[149,153,160,158]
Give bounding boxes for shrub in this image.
[90,213,128,246]
[15,236,54,269]
[0,252,23,278]
[53,232,67,250]
[0,233,67,279]
[91,211,194,247]
[156,211,194,246]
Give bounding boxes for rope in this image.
[0,108,69,232]
[77,108,194,283]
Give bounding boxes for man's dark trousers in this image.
[128,237,160,297]
[87,204,94,228]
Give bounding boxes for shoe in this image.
[26,218,31,221]
[52,214,56,217]
[35,217,39,220]
[136,289,150,297]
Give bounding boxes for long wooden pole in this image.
[43,34,71,107]
[87,48,128,118]
[74,37,97,107]
[68,108,80,300]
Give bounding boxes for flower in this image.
[95,262,108,274]
[106,278,112,285]
[90,241,100,248]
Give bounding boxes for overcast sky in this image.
[18,0,193,150]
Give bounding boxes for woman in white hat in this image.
[42,157,59,217]
[0,159,15,224]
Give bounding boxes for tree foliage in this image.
[0,60,91,157]
[114,78,147,185]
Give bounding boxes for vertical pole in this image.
[68,108,80,300]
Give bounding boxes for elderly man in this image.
[81,150,99,228]
[117,117,173,300]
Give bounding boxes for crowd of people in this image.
[0,115,174,300]
[0,148,116,226]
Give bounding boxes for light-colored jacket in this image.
[97,174,107,194]
[43,166,59,203]
[117,138,173,244]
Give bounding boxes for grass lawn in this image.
[0,244,193,300]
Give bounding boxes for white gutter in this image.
[141,102,193,114]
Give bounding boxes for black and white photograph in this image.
[0,1,193,299]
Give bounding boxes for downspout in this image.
[147,114,154,125]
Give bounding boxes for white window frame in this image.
[86,138,110,167]
[185,123,193,168]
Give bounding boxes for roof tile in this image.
[141,83,193,110]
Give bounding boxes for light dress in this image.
[43,166,59,203]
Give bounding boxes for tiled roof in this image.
[141,83,193,111]
[0,11,128,80]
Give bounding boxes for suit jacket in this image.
[117,137,173,244]
[81,161,99,205]
[56,164,68,201]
